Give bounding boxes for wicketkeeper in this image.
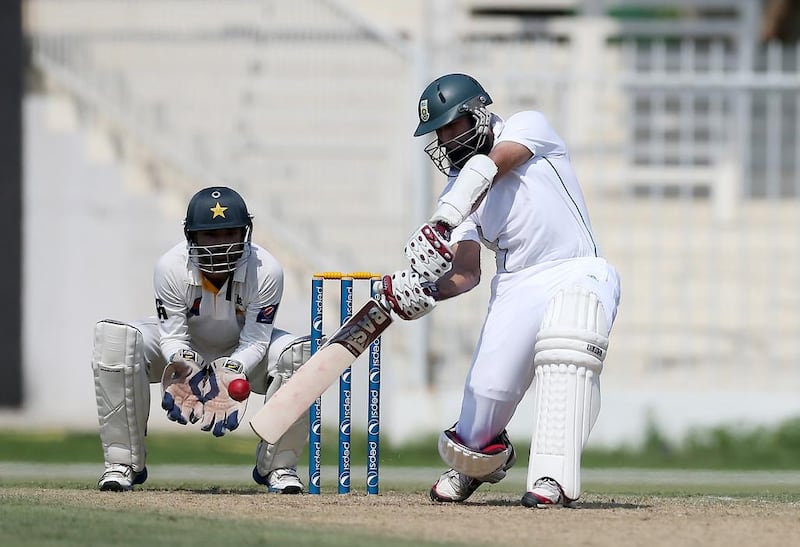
[92,186,312,493]
[380,73,622,507]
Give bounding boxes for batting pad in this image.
[526,286,608,501]
[92,320,150,471]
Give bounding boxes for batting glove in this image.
[381,269,437,321]
[405,223,453,282]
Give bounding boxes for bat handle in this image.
[371,280,392,313]
[432,221,452,242]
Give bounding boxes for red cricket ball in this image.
[227,378,251,401]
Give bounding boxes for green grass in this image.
[583,417,800,470]
[2,482,799,547]
[0,494,447,547]
[4,420,800,547]
[0,429,436,466]
[2,416,800,469]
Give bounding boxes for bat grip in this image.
[432,221,452,241]
[371,281,392,313]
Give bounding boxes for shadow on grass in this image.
[141,485,264,495]
[477,497,648,510]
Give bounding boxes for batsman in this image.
[92,186,312,493]
[380,73,622,507]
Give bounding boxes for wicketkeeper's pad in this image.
[256,336,313,474]
[92,320,149,472]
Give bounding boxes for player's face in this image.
[436,116,480,170]
[190,228,249,273]
[437,116,474,146]
[423,111,493,175]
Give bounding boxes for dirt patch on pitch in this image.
[7,488,800,547]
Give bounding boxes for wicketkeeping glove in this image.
[160,349,205,425]
[200,358,248,437]
[380,269,437,321]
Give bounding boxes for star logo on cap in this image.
[210,202,228,219]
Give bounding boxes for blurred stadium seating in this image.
[12,0,800,444]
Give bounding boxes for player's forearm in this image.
[232,325,272,375]
[159,316,194,363]
[229,343,267,376]
[428,239,481,300]
[430,269,479,301]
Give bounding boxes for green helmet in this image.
[183,186,253,274]
[414,74,494,174]
[414,73,492,137]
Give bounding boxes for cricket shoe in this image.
[429,469,486,502]
[98,464,148,492]
[520,477,574,508]
[253,466,304,494]
[430,433,517,503]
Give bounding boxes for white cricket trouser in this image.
[455,257,620,448]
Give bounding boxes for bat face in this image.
[327,298,392,356]
[249,298,392,444]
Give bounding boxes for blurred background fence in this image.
[5,0,799,446]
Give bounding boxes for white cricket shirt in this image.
[448,111,600,274]
[153,241,283,375]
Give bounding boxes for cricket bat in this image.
[250,296,392,444]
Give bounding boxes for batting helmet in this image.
[414,74,494,174]
[414,73,492,136]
